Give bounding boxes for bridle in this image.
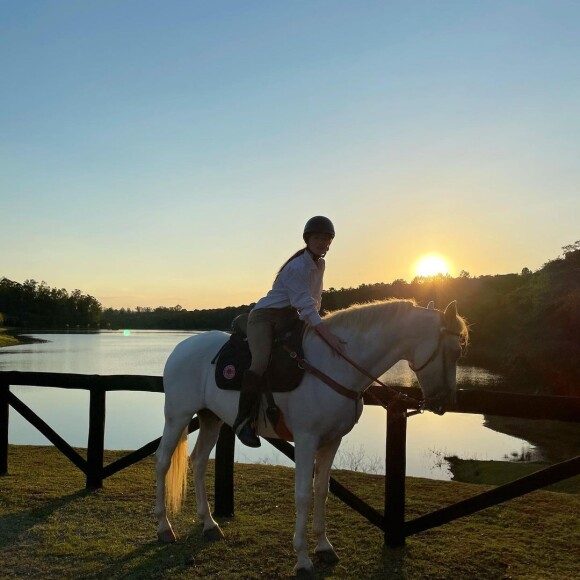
[410,325,462,372]
[290,315,462,414]
[409,321,463,413]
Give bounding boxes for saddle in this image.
[212,313,306,393]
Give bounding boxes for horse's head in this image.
[409,301,468,415]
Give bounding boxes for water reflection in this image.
[1,331,535,479]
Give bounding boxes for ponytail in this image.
[275,247,307,281]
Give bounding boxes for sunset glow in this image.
[415,255,450,278]
[2,4,578,310]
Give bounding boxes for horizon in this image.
[2,2,578,310]
[3,250,563,312]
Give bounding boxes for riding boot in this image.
[233,370,263,448]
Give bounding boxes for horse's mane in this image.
[322,299,417,332]
[322,298,469,347]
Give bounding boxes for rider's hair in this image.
[275,247,307,280]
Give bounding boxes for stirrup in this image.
[236,422,261,448]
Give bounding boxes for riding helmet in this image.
[303,216,335,242]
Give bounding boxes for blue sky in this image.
[2,1,579,309]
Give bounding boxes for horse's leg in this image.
[155,412,192,543]
[313,437,342,564]
[293,435,318,575]
[191,409,225,542]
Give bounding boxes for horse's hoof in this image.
[294,560,315,578]
[315,549,339,564]
[203,525,225,542]
[157,529,176,544]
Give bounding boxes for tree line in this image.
[1,241,578,395]
[0,278,101,328]
[326,242,579,396]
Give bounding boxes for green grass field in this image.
[1,445,579,579]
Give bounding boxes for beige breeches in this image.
[247,307,298,375]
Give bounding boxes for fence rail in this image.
[1,370,579,545]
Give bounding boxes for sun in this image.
[415,254,450,277]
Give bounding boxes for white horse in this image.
[155,299,468,574]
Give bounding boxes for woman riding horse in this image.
[233,216,346,447]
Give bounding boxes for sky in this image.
[2,1,579,310]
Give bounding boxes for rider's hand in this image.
[315,323,347,356]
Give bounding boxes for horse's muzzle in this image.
[424,390,455,416]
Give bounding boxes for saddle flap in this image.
[214,316,306,392]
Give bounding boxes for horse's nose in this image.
[436,390,457,414]
[424,398,446,415]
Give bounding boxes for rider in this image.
[232,216,346,448]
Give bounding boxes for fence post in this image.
[214,423,235,517]
[86,386,106,489]
[0,381,8,476]
[384,402,408,546]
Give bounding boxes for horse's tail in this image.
[165,427,189,514]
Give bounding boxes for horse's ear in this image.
[444,301,457,326]
[427,301,435,310]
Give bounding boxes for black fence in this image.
[1,370,579,546]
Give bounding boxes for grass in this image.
[447,456,580,494]
[0,329,47,348]
[0,329,19,348]
[1,445,579,579]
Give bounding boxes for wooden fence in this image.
[1,370,579,546]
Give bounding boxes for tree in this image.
[0,277,102,328]
[562,240,580,256]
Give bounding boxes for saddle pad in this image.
[213,333,252,390]
[214,321,306,392]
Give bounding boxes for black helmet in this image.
[303,216,335,242]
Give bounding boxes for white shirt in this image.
[254,251,325,326]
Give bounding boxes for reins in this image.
[282,306,461,416]
[282,332,422,411]
[283,313,464,414]
[282,345,361,401]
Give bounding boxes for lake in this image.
[0,330,535,480]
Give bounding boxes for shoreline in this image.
[446,455,580,494]
[0,329,48,348]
